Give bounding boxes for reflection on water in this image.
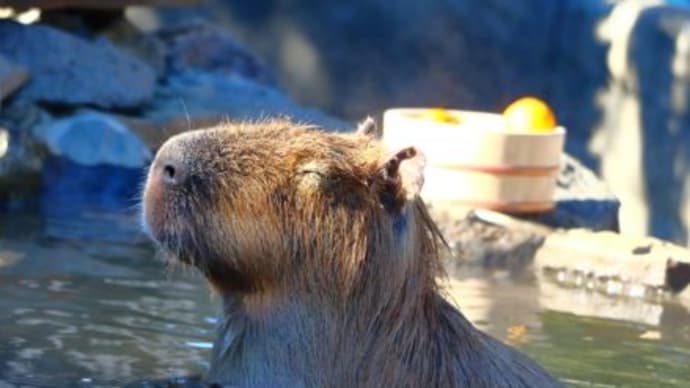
[0,209,217,387]
[1,209,689,387]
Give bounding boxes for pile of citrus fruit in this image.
[414,96,558,133]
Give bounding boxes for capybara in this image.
[141,117,561,387]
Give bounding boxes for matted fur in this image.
[142,118,561,387]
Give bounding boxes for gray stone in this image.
[0,55,28,103]
[120,70,352,149]
[103,19,167,79]
[154,21,276,86]
[0,20,156,109]
[523,154,620,232]
[0,102,49,199]
[33,111,151,168]
[440,210,690,298]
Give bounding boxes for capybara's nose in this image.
[162,162,181,185]
[154,155,187,187]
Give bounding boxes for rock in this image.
[536,228,690,294]
[39,156,146,208]
[591,3,690,244]
[440,209,690,296]
[119,70,352,149]
[30,111,151,207]
[524,154,620,232]
[0,20,156,109]
[0,55,28,103]
[439,212,545,275]
[154,21,276,86]
[0,0,199,10]
[0,102,49,205]
[33,111,151,168]
[102,18,167,78]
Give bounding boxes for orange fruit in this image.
[422,108,461,124]
[502,97,557,133]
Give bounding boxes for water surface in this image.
[0,208,688,387]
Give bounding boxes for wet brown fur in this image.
[142,118,561,387]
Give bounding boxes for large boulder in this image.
[0,20,156,109]
[32,111,151,168]
[31,111,152,206]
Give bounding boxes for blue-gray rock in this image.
[0,55,28,103]
[0,20,155,109]
[525,154,620,232]
[122,70,352,149]
[154,21,277,87]
[0,102,49,205]
[33,111,151,168]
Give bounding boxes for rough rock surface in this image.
[122,70,352,149]
[0,102,49,203]
[101,18,168,79]
[439,209,690,298]
[0,20,156,109]
[526,154,620,231]
[33,111,151,168]
[0,55,28,103]
[27,111,151,207]
[154,21,277,86]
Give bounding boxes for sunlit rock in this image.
[0,20,155,108]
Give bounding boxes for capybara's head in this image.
[141,118,443,297]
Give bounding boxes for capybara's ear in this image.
[356,116,382,139]
[380,146,426,201]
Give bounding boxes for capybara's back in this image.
[141,118,562,387]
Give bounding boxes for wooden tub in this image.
[382,108,566,214]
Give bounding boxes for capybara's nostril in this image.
[163,164,176,183]
[160,160,185,186]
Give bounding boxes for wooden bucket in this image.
[382,108,566,214]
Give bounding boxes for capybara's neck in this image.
[210,283,457,387]
[209,283,554,387]
[208,199,452,384]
